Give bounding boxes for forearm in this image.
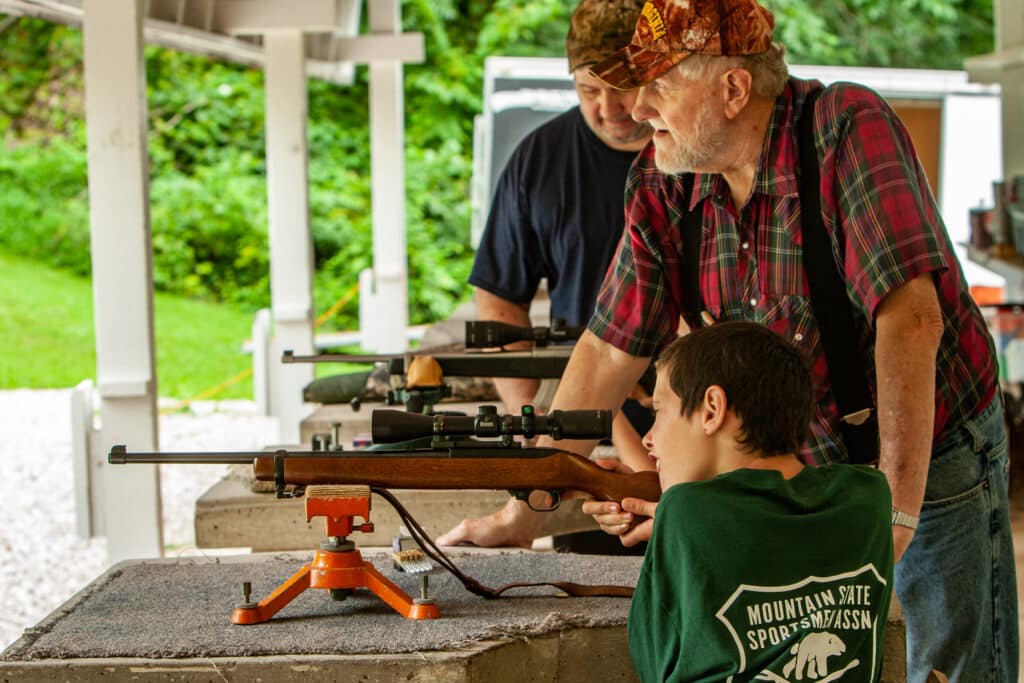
[612,412,655,472]
[876,330,935,512]
[539,330,652,456]
[873,275,944,558]
[502,332,650,536]
[474,288,540,411]
[492,378,541,413]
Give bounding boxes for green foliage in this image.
[405,140,476,321]
[146,47,267,174]
[149,157,270,307]
[772,0,993,68]
[0,135,91,274]
[0,18,83,139]
[474,0,572,59]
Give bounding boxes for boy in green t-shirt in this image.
[616,322,894,682]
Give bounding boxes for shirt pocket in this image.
[757,209,808,298]
[755,293,818,353]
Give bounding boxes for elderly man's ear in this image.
[721,68,753,119]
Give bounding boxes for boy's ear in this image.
[701,385,729,435]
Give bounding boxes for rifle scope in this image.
[371,405,610,443]
[464,319,584,348]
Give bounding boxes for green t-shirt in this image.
[628,464,893,683]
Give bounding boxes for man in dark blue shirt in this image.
[439,0,653,549]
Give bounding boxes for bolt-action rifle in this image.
[109,405,661,509]
[108,406,660,619]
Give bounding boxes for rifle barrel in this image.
[108,445,258,465]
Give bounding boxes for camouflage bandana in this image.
[591,0,775,89]
[566,0,647,72]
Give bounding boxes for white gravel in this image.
[0,389,278,651]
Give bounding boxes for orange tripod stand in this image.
[231,485,441,624]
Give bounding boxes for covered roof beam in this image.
[0,0,373,84]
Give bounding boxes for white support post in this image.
[251,308,273,416]
[70,380,95,539]
[82,0,162,562]
[359,0,409,353]
[263,30,315,444]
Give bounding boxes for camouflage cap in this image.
[591,0,775,89]
[566,0,647,73]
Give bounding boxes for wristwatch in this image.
[891,508,920,530]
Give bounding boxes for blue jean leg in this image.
[894,398,1019,682]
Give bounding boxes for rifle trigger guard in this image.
[508,489,561,512]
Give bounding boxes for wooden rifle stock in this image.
[250,449,661,504]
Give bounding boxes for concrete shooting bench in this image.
[0,550,908,682]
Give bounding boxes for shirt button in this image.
[794,333,804,341]
[749,298,758,307]
[741,241,750,250]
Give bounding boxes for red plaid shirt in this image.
[591,77,997,464]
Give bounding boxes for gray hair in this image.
[675,43,789,99]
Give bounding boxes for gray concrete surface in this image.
[2,552,640,660]
[2,550,907,682]
[2,551,641,682]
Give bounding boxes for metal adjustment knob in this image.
[415,574,434,606]
[237,581,258,609]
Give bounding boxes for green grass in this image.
[0,249,255,398]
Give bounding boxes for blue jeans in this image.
[894,397,1019,682]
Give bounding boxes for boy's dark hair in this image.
[659,321,814,456]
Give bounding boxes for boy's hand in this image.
[581,496,658,547]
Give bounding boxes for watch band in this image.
[891,508,920,530]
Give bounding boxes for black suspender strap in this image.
[678,87,878,463]
[679,172,704,332]
[797,88,879,464]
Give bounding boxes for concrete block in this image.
[194,476,598,551]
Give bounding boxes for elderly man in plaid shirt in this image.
[441,0,1019,679]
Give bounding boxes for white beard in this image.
[654,97,731,175]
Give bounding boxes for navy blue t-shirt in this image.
[470,107,640,327]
